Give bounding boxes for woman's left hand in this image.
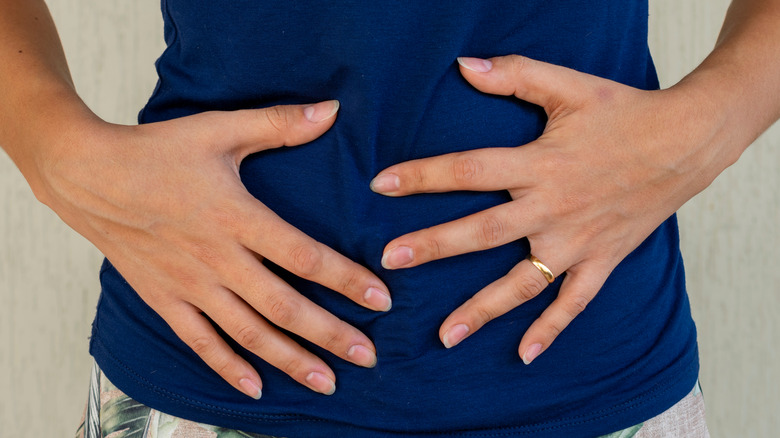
[370,54,735,364]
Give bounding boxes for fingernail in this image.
[347,345,378,368]
[239,378,262,400]
[457,57,493,73]
[523,343,543,365]
[442,324,470,348]
[381,246,414,269]
[304,100,340,123]
[370,174,400,194]
[364,287,392,312]
[306,372,336,395]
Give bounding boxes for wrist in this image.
[1,83,105,203]
[665,72,749,178]
[670,2,780,164]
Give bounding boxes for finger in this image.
[380,202,539,270]
[518,265,609,365]
[457,55,590,110]
[217,247,379,370]
[438,256,562,349]
[188,100,340,159]
[235,195,392,312]
[162,302,265,399]
[205,287,343,395]
[369,147,530,196]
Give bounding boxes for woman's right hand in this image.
[32,100,391,398]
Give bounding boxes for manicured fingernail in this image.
[306,372,336,395]
[381,246,414,269]
[370,174,400,194]
[364,287,392,312]
[304,100,340,123]
[347,345,378,368]
[523,343,543,365]
[239,378,262,400]
[442,324,470,348]
[457,57,493,73]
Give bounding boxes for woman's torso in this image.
[90,2,699,436]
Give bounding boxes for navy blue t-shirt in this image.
[90,1,699,437]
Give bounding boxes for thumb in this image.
[457,55,586,111]
[192,100,340,159]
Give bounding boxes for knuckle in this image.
[509,55,529,82]
[552,190,591,217]
[235,324,267,351]
[319,330,345,352]
[266,293,303,327]
[537,152,568,174]
[287,243,324,277]
[263,106,292,135]
[422,236,445,260]
[189,335,217,357]
[410,165,427,189]
[158,261,200,293]
[566,294,590,318]
[338,269,362,296]
[280,357,306,377]
[208,203,243,237]
[510,275,546,303]
[451,155,484,185]
[509,54,528,72]
[475,214,505,248]
[188,242,222,268]
[545,321,563,339]
[473,305,498,325]
[213,357,233,378]
[508,55,534,98]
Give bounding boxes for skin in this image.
[1,0,778,398]
[1,0,390,398]
[373,0,780,363]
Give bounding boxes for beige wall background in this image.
[0,1,777,436]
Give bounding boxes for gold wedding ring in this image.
[527,254,555,284]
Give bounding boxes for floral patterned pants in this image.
[75,362,709,438]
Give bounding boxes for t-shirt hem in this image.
[90,331,699,438]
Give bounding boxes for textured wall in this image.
[649,1,780,437]
[0,2,163,436]
[0,1,777,437]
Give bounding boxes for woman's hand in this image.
[371,55,737,364]
[33,101,391,398]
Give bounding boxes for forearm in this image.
[0,0,99,194]
[676,0,780,162]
